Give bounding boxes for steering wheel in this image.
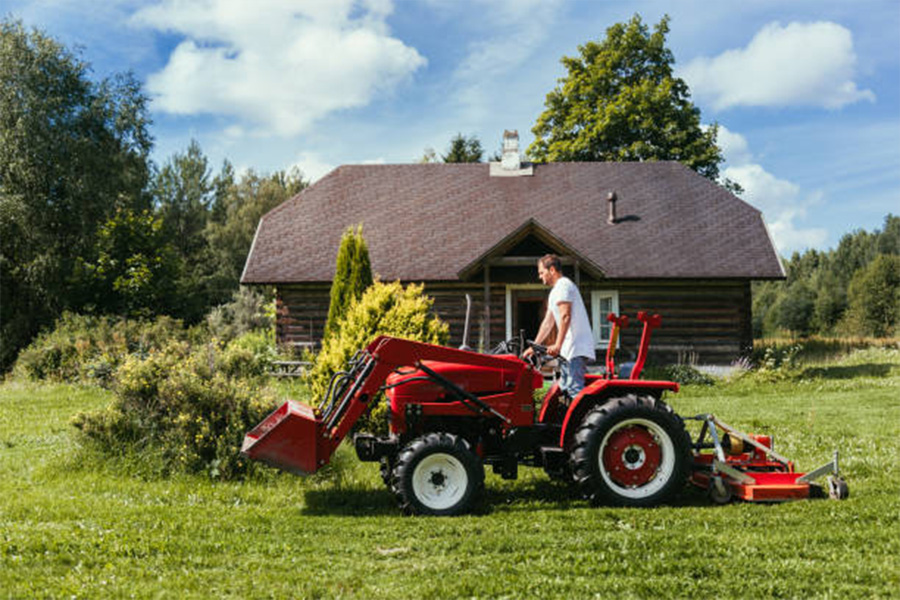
[522,340,567,368]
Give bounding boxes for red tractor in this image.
[243,313,846,515]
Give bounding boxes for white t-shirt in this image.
[548,276,596,361]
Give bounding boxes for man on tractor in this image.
[524,254,596,399]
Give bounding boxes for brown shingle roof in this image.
[241,161,785,283]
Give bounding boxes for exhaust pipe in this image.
[459,294,473,352]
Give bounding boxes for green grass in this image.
[2,350,900,598]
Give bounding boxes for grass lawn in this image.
[1,349,899,598]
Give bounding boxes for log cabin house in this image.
[241,132,784,365]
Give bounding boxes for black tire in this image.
[570,395,691,507]
[392,432,484,516]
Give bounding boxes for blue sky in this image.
[4,0,899,255]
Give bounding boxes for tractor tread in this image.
[569,394,690,507]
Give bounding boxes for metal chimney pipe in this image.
[607,191,617,224]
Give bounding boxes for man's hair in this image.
[539,254,562,272]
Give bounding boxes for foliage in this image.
[754,214,900,338]
[0,19,153,371]
[842,254,900,337]
[204,166,306,306]
[12,312,186,386]
[2,346,899,597]
[306,281,449,433]
[73,207,179,317]
[662,363,714,386]
[324,225,374,340]
[528,14,722,180]
[442,133,484,163]
[72,332,279,479]
[206,286,275,344]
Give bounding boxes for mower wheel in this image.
[571,395,691,507]
[392,432,484,516]
[708,476,733,504]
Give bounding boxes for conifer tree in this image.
[324,225,373,339]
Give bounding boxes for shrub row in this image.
[12,312,190,386]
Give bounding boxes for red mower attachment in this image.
[689,414,849,503]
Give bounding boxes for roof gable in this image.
[457,218,605,280]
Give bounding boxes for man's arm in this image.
[548,301,571,357]
[534,307,556,345]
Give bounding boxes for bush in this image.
[663,364,714,386]
[206,287,275,343]
[13,312,186,385]
[73,334,279,480]
[305,281,449,434]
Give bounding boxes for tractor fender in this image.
[559,379,679,448]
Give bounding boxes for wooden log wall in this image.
[614,279,751,365]
[275,279,751,365]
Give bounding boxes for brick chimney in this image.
[490,129,533,177]
[501,130,521,170]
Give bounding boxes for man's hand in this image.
[522,346,535,359]
[547,342,561,357]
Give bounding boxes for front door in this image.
[511,288,547,342]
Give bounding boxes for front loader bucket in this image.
[241,401,322,475]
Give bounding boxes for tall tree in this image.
[0,20,152,369]
[528,15,722,180]
[205,167,307,305]
[153,139,213,259]
[845,254,900,337]
[442,134,484,163]
[324,225,373,340]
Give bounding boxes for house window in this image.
[591,290,620,348]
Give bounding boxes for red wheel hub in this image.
[602,425,661,487]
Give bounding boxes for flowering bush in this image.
[13,312,187,386]
[72,332,280,479]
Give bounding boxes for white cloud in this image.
[682,21,875,110]
[450,0,563,122]
[132,0,426,136]
[716,125,827,253]
[723,162,827,253]
[291,151,335,183]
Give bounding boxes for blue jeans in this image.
[559,356,588,399]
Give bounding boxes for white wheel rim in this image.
[412,453,469,510]
[599,418,676,500]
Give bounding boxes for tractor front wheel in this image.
[571,395,690,507]
[392,432,484,516]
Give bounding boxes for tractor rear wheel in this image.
[392,432,484,516]
[571,395,690,507]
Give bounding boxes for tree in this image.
[73,207,178,317]
[324,225,373,339]
[528,15,722,180]
[845,254,900,337]
[0,20,152,370]
[776,282,815,336]
[205,167,307,305]
[442,134,483,163]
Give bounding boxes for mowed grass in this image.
[2,349,899,598]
